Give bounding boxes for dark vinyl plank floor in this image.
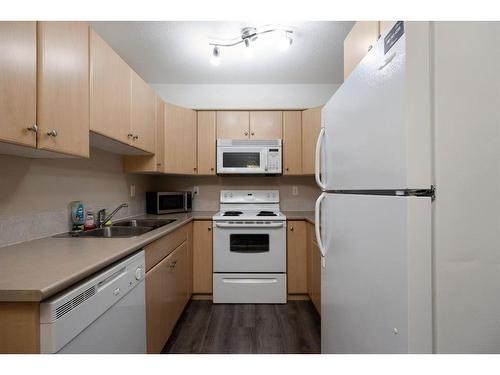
[162,300,321,354]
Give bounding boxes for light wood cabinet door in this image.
[193,220,213,294]
[343,21,379,80]
[287,221,307,294]
[282,111,302,175]
[307,223,321,315]
[130,70,155,153]
[123,96,165,173]
[302,107,322,175]
[197,111,216,175]
[216,111,249,139]
[37,22,89,157]
[249,111,283,139]
[164,103,197,174]
[146,241,188,354]
[0,22,37,148]
[90,29,131,145]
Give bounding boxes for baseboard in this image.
[191,294,213,301]
[287,294,310,301]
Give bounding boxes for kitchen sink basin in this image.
[113,218,176,229]
[75,226,153,238]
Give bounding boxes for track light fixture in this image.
[208,24,294,65]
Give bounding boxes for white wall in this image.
[151,84,340,109]
[432,22,500,353]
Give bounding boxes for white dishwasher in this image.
[40,251,146,354]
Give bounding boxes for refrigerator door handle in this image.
[315,192,327,257]
[315,127,326,190]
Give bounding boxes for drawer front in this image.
[145,224,188,271]
[213,273,286,304]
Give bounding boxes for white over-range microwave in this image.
[216,139,282,175]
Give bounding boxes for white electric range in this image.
[212,190,287,304]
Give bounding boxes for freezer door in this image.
[320,22,431,190]
[319,193,432,353]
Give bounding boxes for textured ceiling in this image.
[90,21,354,84]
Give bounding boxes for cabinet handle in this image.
[157,163,162,167]
[193,167,197,171]
[27,124,38,133]
[251,132,255,136]
[290,226,294,231]
[208,227,212,231]
[169,260,177,269]
[210,167,214,171]
[46,129,58,137]
[133,135,139,140]
[244,131,248,136]
[286,167,289,171]
[127,133,134,139]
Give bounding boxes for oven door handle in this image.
[222,278,278,284]
[214,222,285,229]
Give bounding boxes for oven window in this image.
[159,194,184,210]
[230,234,269,253]
[223,152,260,168]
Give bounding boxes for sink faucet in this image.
[97,203,128,228]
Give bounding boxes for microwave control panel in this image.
[267,148,282,173]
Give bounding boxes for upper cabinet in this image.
[216,111,249,139]
[130,71,156,153]
[164,103,197,174]
[301,107,322,175]
[197,111,216,175]
[343,21,379,80]
[0,22,37,148]
[282,111,302,175]
[90,29,131,145]
[37,22,89,157]
[249,111,282,139]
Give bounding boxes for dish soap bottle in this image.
[84,210,97,231]
[70,201,85,231]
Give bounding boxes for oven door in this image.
[216,147,268,174]
[213,221,286,272]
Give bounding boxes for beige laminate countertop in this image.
[0,212,214,302]
[0,210,314,302]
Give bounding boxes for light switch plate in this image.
[292,186,299,196]
[130,185,135,198]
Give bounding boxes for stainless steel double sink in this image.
[55,218,176,238]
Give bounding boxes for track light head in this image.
[210,45,220,66]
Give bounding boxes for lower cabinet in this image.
[192,220,213,295]
[307,223,321,314]
[287,220,307,294]
[145,228,191,353]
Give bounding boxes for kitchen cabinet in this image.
[216,111,250,139]
[282,111,302,175]
[123,96,164,173]
[301,107,322,175]
[0,22,37,148]
[307,223,321,314]
[37,21,89,157]
[164,102,197,174]
[343,21,379,80]
[197,111,217,175]
[192,220,213,295]
[287,221,307,294]
[249,111,282,139]
[186,222,193,295]
[130,70,156,153]
[90,29,131,145]
[146,240,189,354]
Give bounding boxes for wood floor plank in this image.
[163,301,320,354]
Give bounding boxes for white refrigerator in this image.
[315,22,434,353]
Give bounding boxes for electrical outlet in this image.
[193,186,199,196]
[292,186,299,196]
[130,184,135,198]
